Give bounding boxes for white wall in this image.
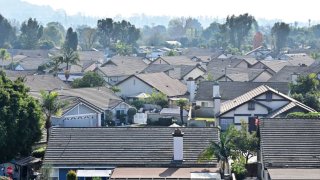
[182,67,205,83]
[196,100,214,107]
[117,76,154,97]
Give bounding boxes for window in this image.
[220,118,233,131]
[266,92,272,101]
[248,102,255,110]
[201,101,208,107]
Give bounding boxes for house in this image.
[23,75,70,91]
[95,56,148,85]
[259,118,320,180]
[44,127,220,180]
[207,67,274,82]
[30,87,131,127]
[151,56,198,66]
[159,108,189,123]
[268,66,309,83]
[116,72,187,98]
[194,81,290,118]
[245,46,272,60]
[143,64,206,84]
[215,84,316,131]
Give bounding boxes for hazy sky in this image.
[23,0,318,22]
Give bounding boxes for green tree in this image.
[199,126,234,178]
[127,107,137,124]
[147,90,168,108]
[0,14,15,47]
[77,26,98,50]
[66,170,77,180]
[290,73,320,111]
[40,90,64,143]
[19,18,43,49]
[115,42,133,56]
[225,13,256,49]
[42,22,65,46]
[230,122,259,164]
[53,48,79,81]
[97,18,114,48]
[71,71,105,88]
[64,27,78,51]
[110,86,120,93]
[0,49,10,70]
[0,72,43,163]
[271,22,290,56]
[47,55,63,76]
[175,99,188,125]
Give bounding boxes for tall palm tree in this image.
[0,49,10,70]
[40,90,64,143]
[199,127,234,179]
[54,48,80,81]
[48,56,63,77]
[176,99,188,125]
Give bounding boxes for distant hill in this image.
[0,0,98,27]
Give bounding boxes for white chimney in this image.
[213,82,221,118]
[187,77,196,102]
[291,73,299,84]
[172,128,184,161]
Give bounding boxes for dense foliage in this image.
[0,71,43,163]
[72,71,105,88]
[66,170,77,180]
[286,112,320,118]
[290,73,320,111]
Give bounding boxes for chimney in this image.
[172,128,184,161]
[187,77,196,102]
[213,81,221,119]
[291,73,299,84]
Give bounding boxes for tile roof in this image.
[110,167,219,179]
[267,168,320,179]
[157,56,198,66]
[30,87,122,110]
[260,118,320,168]
[98,56,148,76]
[258,60,291,72]
[195,81,290,102]
[135,72,187,97]
[268,66,309,82]
[24,75,70,91]
[219,85,315,116]
[44,127,219,167]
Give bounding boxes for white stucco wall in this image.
[182,67,205,83]
[117,76,154,97]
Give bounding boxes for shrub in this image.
[92,177,102,180]
[231,160,247,180]
[286,112,320,118]
[158,117,173,126]
[66,170,77,180]
[130,100,145,110]
[32,146,46,159]
[127,108,137,124]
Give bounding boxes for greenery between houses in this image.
[31,146,46,159]
[199,122,259,179]
[72,71,105,88]
[0,71,43,163]
[290,73,320,111]
[286,112,320,118]
[66,170,77,180]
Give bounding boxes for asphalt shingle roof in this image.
[260,118,320,168]
[195,81,290,102]
[44,127,219,167]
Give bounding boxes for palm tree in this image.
[48,56,63,77]
[40,90,64,143]
[0,49,10,70]
[199,127,234,179]
[54,48,79,81]
[176,99,188,125]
